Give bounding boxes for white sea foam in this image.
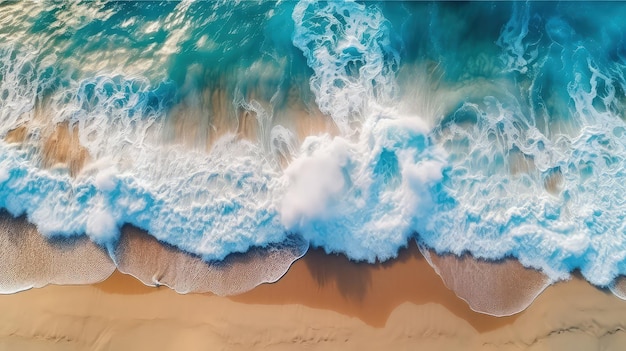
[292,0,399,135]
[285,2,447,261]
[0,47,289,260]
[1,0,626,296]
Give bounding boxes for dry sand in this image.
[0,245,625,350]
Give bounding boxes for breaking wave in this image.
[2,0,626,313]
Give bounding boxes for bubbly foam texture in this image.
[417,2,626,286]
[0,48,289,259]
[0,213,115,293]
[284,2,446,262]
[419,244,552,316]
[114,226,308,295]
[2,1,626,301]
[292,1,399,135]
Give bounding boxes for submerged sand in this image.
[0,246,625,350]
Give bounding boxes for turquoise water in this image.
[2,1,626,300]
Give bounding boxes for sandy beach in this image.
[0,244,625,351]
[4,2,626,350]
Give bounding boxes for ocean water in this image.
[2,0,626,311]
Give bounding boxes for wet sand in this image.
[1,244,625,350]
[232,244,520,331]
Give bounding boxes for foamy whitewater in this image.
[2,1,626,308]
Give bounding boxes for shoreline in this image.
[1,242,626,350]
[232,243,520,331]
